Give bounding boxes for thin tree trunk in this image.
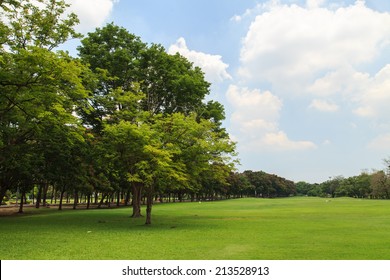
[51,186,55,204]
[107,193,112,208]
[178,191,183,202]
[116,190,120,207]
[125,190,131,206]
[58,190,65,210]
[145,186,154,225]
[73,190,78,209]
[36,184,43,209]
[98,193,107,208]
[42,182,49,206]
[131,183,142,218]
[87,194,91,209]
[18,190,25,214]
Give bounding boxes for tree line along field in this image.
[3,0,390,229]
[1,197,390,260]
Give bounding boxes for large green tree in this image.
[77,23,236,223]
[0,0,87,205]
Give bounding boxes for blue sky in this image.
[65,0,390,183]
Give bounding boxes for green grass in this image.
[1,197,390,260]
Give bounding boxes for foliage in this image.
[1,3,237,224]
[0,0,87,207]
[242,170,295,197]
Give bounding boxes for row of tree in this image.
[296,165,390,199]
[0,0,237,224]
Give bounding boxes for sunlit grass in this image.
[1,197,390,259]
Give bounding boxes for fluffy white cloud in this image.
[65,0,118,33]
[307,66,370,97]
[305,63,390,119]
[227,85,281,134]
[168,37,232,84]
[262,131,317,151]
[354,64,390,119]
[309,99,339,112]
[227,85,316,151]
[238,1,390,94]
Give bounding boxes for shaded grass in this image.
[1,197,390,259]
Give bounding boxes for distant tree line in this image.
[295,163,390,199]
[227,171,296,198]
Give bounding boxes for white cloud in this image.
[231,15,242,22]
[227,85,281,134]
[168,37,232,84]
[262,131,317,151]
[238,1,390,94]
[65,0,118,33]
[354,64,390,119]
[368,133,390,150]
[307,66,370,97]
[226,85,316,151]
[305,63,390,120]
[309,99,339,112]
[306,0,326,9]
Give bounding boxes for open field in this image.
[1,197,390,260]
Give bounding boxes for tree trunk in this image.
[125,190,131,206]
[36,184,43,208]
[145,186,154,225]
[116,190,120,207]
[98,193,107,208]
[73,190,78,209]
[42,183,49,206]
[58,190,65,210]
[131,183,142,218]
[87,194,91,209]
[178,191,183,202]
[51,186,55,204]
[18,190,25,214]
[107,193,112,208]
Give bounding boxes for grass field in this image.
[1,197,390,260]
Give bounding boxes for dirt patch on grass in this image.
[0,203,131,217]
[0,207,20,216]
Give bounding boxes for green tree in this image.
[295,181,313,196]
[371,171,389,199]
[77,23,146,133]
[0,0,86,205]
[77,24,235,223]
[139,44,210,115]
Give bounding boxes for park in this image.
[2,0,390,263]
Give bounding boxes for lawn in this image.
[1,197,390,260]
